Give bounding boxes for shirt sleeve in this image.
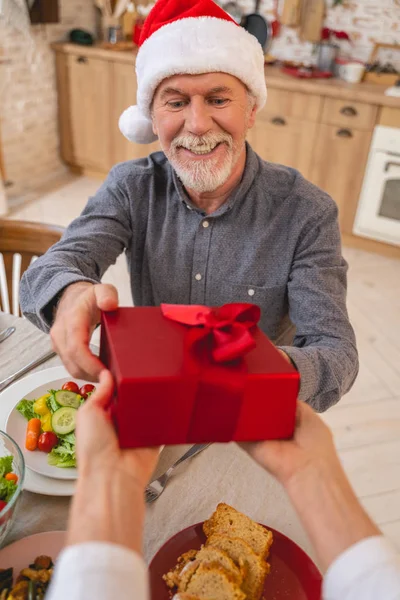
[46,542,149,600]
[19,167,133,332]
[323,535,400,600]
[278,196,359,412]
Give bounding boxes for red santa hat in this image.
[119,0,267,145]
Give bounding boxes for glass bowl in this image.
[0,430,25,548]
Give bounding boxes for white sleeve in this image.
[323,535,400,600]
[46,542,149,600]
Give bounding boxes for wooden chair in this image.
[0,220,64,316]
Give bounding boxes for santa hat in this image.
[119,0,267,145]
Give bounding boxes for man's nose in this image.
[185,98,213,136]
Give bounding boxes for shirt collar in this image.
[170,142,260,217]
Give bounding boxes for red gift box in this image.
[100,304,300,448]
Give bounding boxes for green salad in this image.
[0,456,19,508]
[16,381,95,469]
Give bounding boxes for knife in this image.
[0,350,56,393]
[0,327,16,344]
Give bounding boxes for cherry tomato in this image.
[79,384,95,399]
[5,473,18,483]
[37,432,59,453]
[0,500,7,512]
[62,381,80,394]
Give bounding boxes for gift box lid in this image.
[101,307,298,380]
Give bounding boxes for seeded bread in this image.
[203,504,273,559]
[206,534,269,600]
[179,562,246,600]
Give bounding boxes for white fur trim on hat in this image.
[118,105,158,144]
[119,17,267,145]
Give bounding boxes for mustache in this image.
[171,132,233,151]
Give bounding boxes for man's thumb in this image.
[93,284,119,311]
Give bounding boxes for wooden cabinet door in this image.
[67,54,113,172]
[111,62,161,164]
[309,124,373,232]
[247,112,318,179]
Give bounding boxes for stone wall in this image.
[0,1,97,200]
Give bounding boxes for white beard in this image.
[163,131,244,194]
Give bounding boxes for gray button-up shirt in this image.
[20,144,358,411]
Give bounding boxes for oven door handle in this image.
[384,161,400,172]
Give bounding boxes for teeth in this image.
[182,143,219,155]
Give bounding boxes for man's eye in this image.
[167,101,186,109]
[209,98,229,106]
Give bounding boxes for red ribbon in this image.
[161,302,261,363]
[160,303,261,441]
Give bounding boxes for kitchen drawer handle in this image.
[77,56,88,64]
[271,117,287,126]
[340,106,358,117]
[385,161,400,172]
[337,128,353,138]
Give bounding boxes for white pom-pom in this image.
[118,105,158,144]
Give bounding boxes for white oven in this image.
[354,126,400,247]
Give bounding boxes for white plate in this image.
[0,530,65,572]
[5,373,90,481]
[0,366,77,496]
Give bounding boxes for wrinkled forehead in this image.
[153,72,249,101]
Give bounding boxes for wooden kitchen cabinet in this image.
[247,113,318,179]
[321,97,378,131]
[111,62,160,164]
[309,123,373,232]
[65,54,113,172]
[262,88,322,122]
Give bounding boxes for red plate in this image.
[149,522,322,600]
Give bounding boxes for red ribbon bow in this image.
[161,302,260,363]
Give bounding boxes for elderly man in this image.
[20,0,358,412]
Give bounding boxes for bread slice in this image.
[196,547,244,584]
[164,550,197,589]
[203,504,273,559]
[179,562,246,600]
[164,547,243,590]
[206,534,269,600]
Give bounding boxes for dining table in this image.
[0,311,318,567]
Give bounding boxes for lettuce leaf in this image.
[0,479,17,503]
[16,400,36,421]
[47,437,76,468]
[0,456,13,479]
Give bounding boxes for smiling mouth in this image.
[178,142,222,156]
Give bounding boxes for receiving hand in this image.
[241,401,341,489]
[50,282,119,381]
[67,370,160,551]
[76,369,160,490]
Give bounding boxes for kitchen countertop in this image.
[53,42,400,108]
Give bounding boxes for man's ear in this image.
[247,102,257,129]
[151,113,158,136]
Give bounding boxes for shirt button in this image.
[248,289,255,297]
[202,220,210,228]
[195,273,202,281]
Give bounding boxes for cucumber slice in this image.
[52,407,77,435]
[55,390,80,409]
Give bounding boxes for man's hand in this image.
[241,401,340,489]
[67,370,160,553]
[50,282,118,381]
